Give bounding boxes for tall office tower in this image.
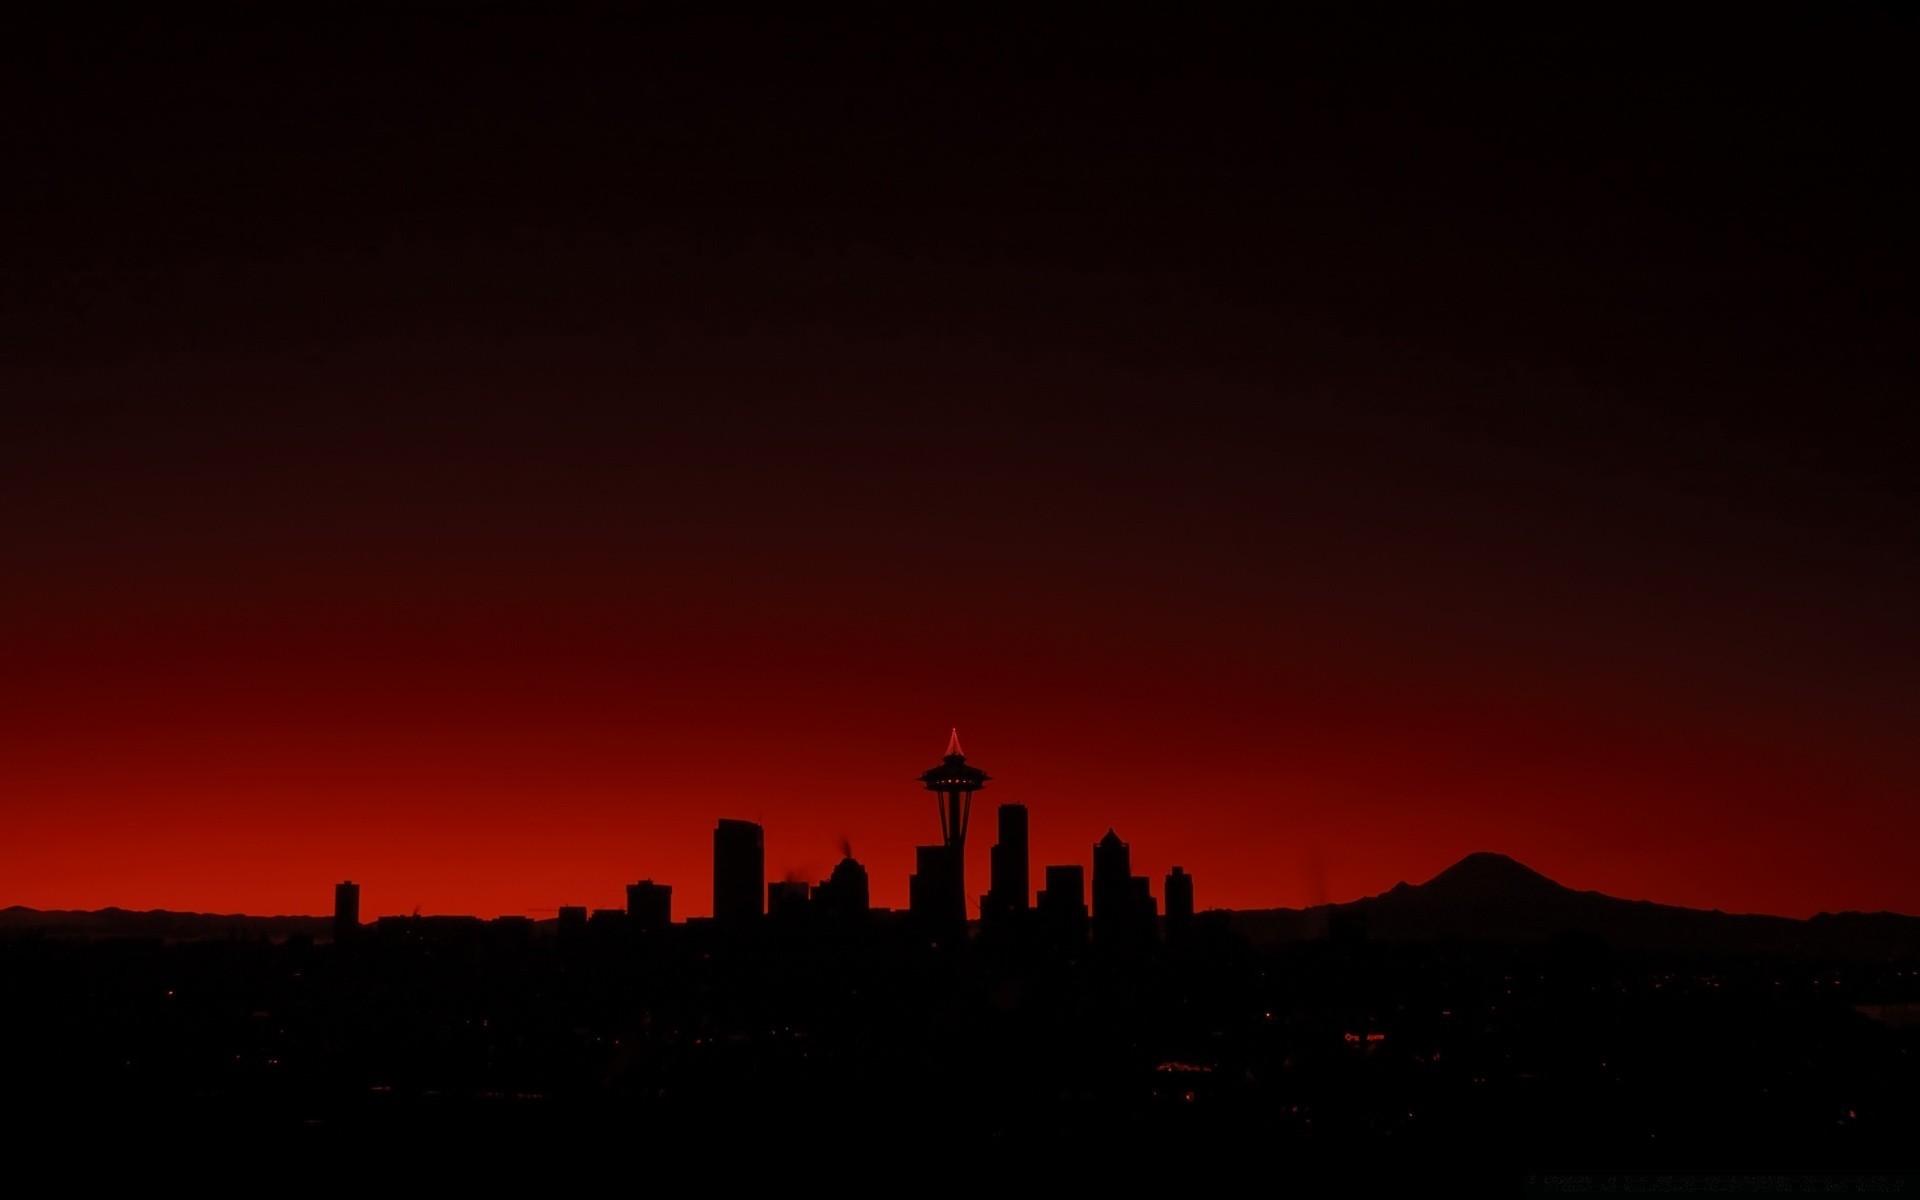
[1037,864,1089,944]
[333,880,360,942]
[1092,828,1132,934]
[1093,828,1156,945]
[983,802,1030,924]
[910,843,963,929]
[1128,876,1157,923]
[909,729,988,932]
[626,878,673,934]
[1164,865,1194,940]
[714,818,766,922]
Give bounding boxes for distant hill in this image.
[1224,852,1920,961]
[0,906,332,942]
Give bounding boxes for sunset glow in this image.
[3,3,1913,925]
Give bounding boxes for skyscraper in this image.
[1092,828,1131,930]
[1164,865,1194,941]
[1037,864,1088,945]
[1092,828,1156,946]
[333,880,360,942]
[983,802,1030,925]
[714,818,765,922]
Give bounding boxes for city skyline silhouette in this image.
[6,726,1919,1185]
[11,727,1916,928]
[6,776,1918,1184]
[3,3,1916,1180]
[4,3,1916,927]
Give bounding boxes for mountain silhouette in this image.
[1387,850,1565,904]
[1227,852,1920,961]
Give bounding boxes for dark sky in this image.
[3,1,1916,920]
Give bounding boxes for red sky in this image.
[3,3,1915,920]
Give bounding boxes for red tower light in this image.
[918,727,990,849]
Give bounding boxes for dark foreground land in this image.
[3,914,1916,1189]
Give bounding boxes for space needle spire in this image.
[921,729,989,848]
[909,730,990,934]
